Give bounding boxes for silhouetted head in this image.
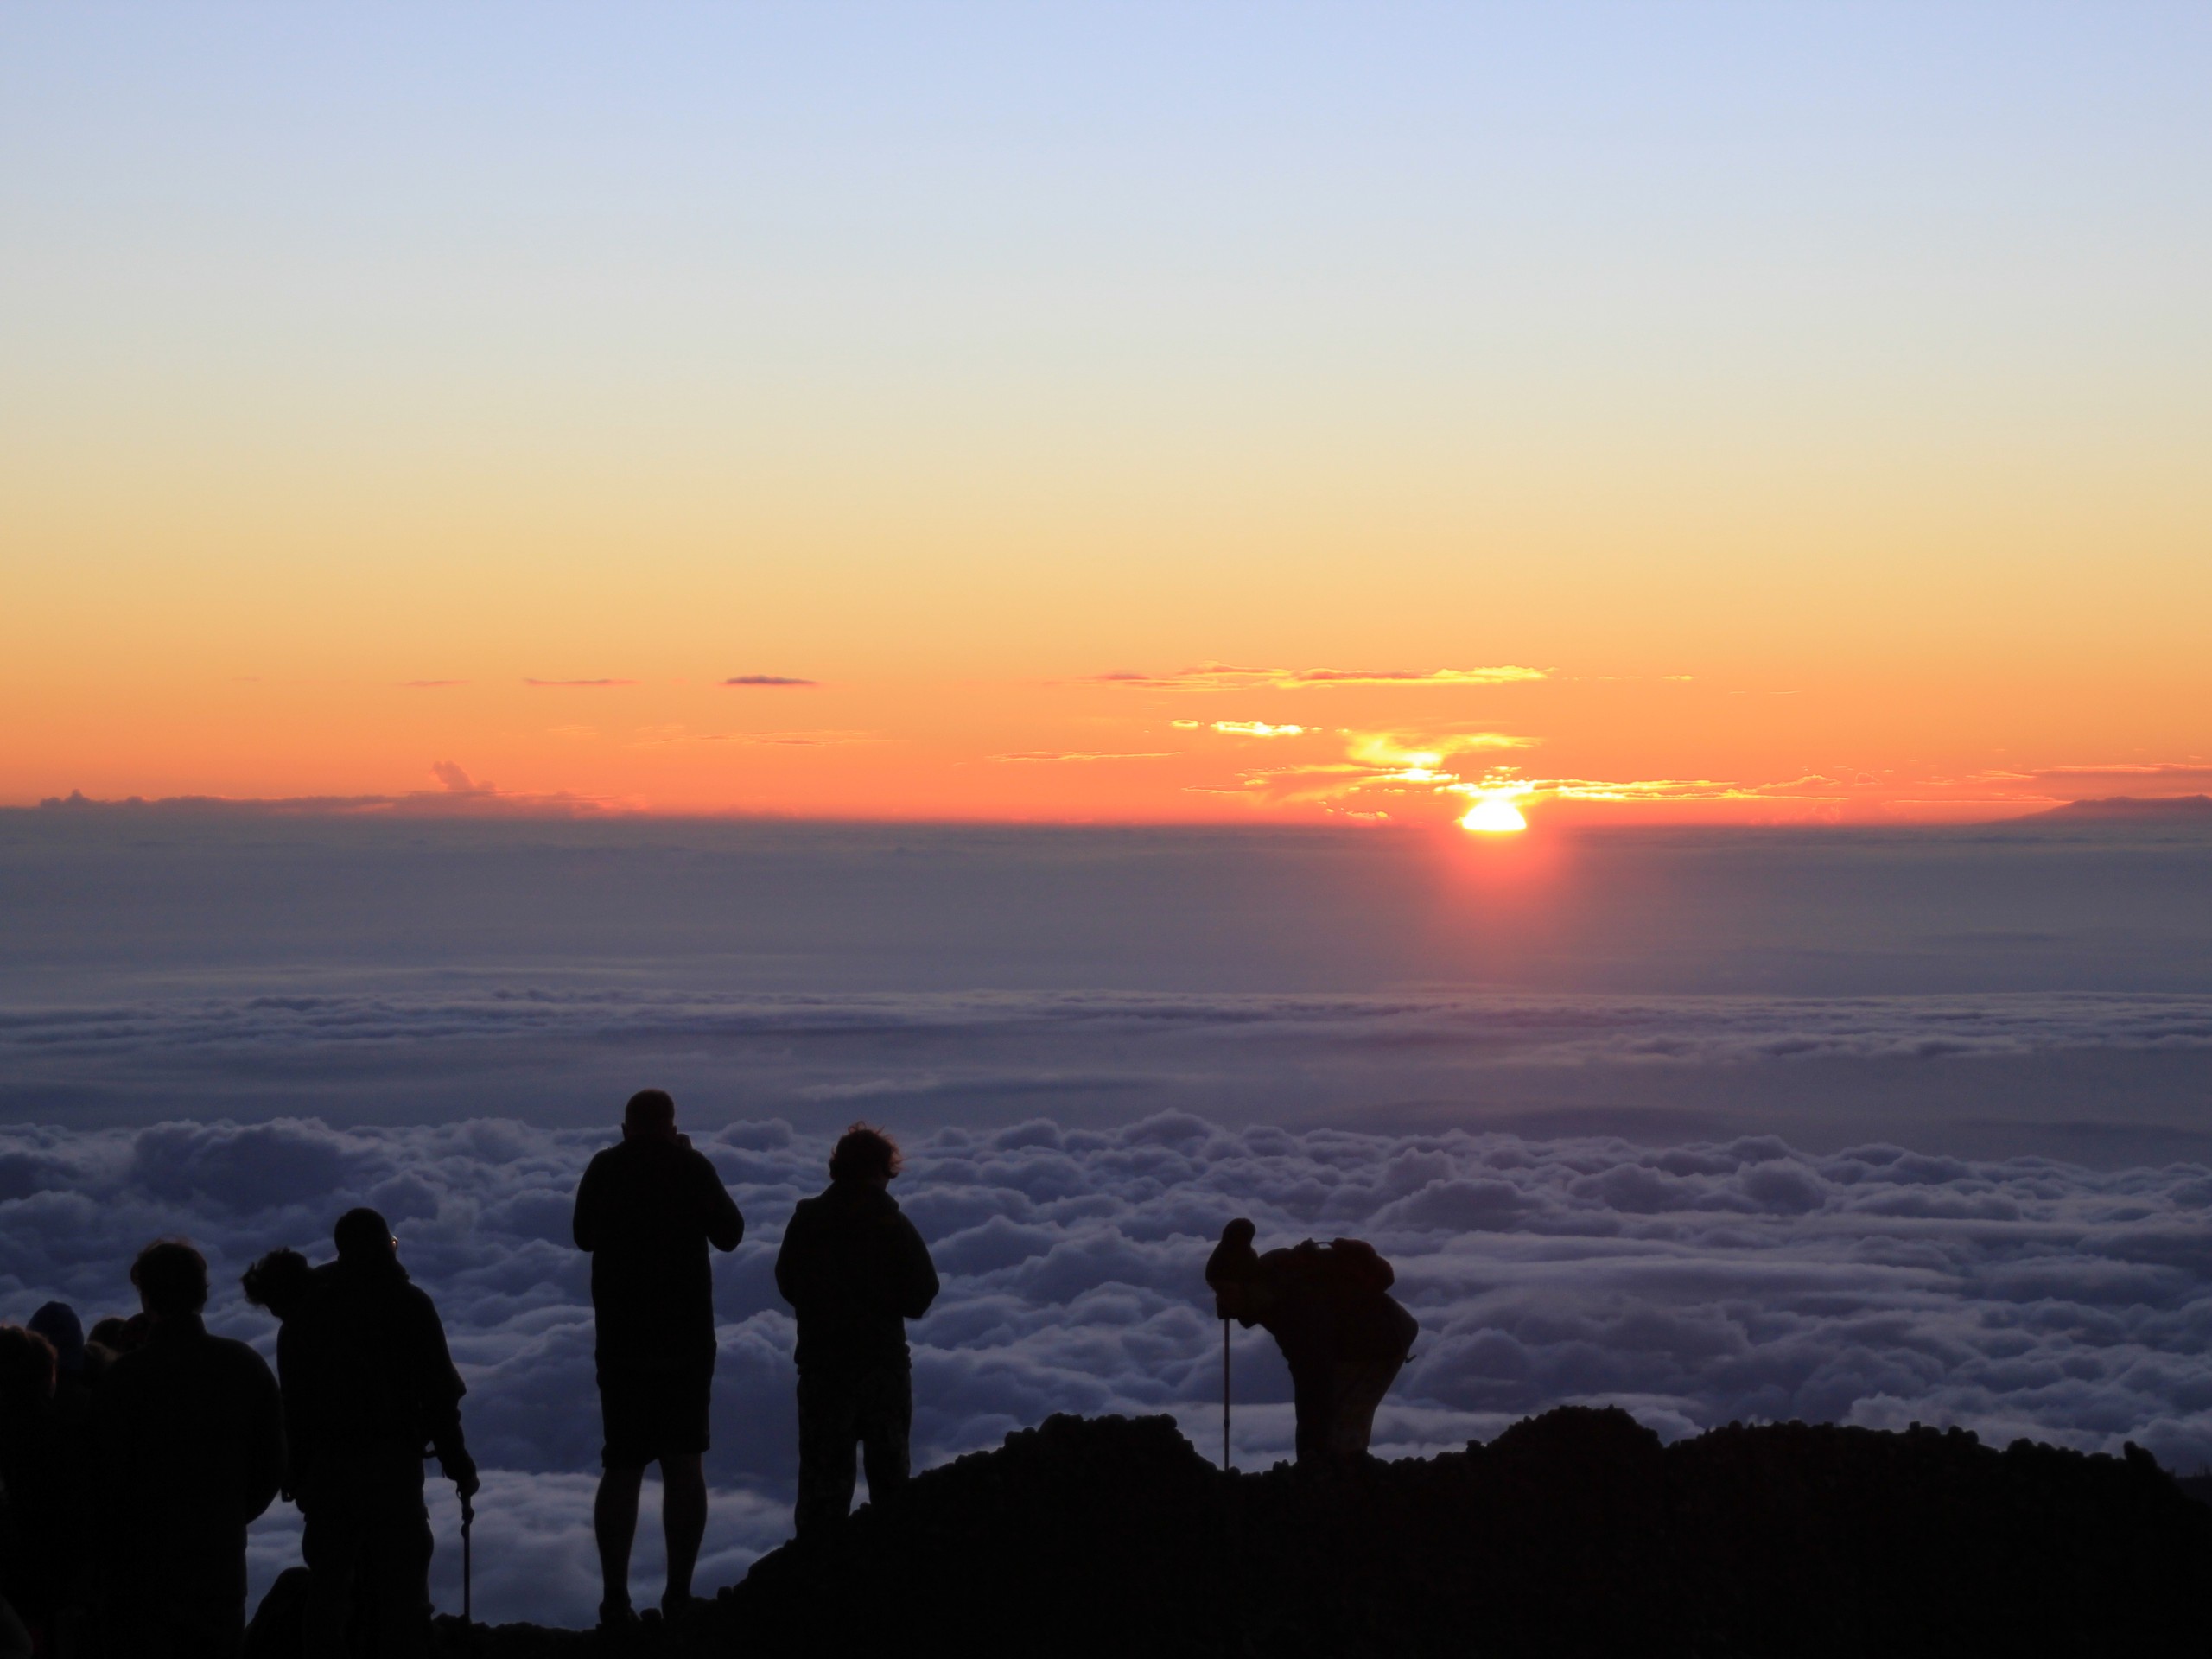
[1220,1217,1257,1247]
[27,1300,85,1376]
[334,1207,397,1263]
[830,1122,902,1186]
[0,1325,57,1415]
[241,1247,318,1321]
[86,1315,138,1355]
[623,1088,678,1141]
[130,1239,210,1320]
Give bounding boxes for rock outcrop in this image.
[434,1408,2212,1656]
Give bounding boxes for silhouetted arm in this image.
[694,1150,745,1252]
[404,1287,475,1494]
[890,1213,939,1321]
[572,1151,607,1253]
[276,1322,309,1499]
[774,1199,822,1308]
[241,1349,285,1523]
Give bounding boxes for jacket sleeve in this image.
[774,1202,815,1308]
[891,1214,939,1321]
[410,1291,469,1463]
[572,1151,605,1253]
[242,1349,285,1524]
[276,1323,308,1495]
[695,1151,745,1253]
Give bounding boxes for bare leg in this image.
[660,1452,707,1604]
[594,1462,645,1613]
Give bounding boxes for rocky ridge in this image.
[427,1408,2212,1657]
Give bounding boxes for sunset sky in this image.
[5,3,2209,823]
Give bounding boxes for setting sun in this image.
[1459,794,1529,834]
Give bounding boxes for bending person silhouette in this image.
[279,1210,475,1659]
[1206,1221,1418,1464]
[776,1123,938,1535]
[573,1090,744,1628]
[92,1240,284,1658]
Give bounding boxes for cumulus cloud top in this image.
[9,1112,2212,1624]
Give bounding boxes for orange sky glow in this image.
[4,9,2208,825]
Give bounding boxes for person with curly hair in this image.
[776,1122,939,1535]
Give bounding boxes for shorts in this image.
[598,1363,713,1467]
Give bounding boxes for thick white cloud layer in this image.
[10,1112,2212,1624]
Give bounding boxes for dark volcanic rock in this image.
[458,1409,2212,1657]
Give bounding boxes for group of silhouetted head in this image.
[1,1211,404,1379]
[0,1102,955,1651]
[0,1206,424,1653]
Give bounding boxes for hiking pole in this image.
[461,1491,474,1629]
[1222,1318,1232,1471]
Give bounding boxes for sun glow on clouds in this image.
[1172,721,1309,738]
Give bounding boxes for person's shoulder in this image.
[678,1141,727,1178]
[207,1332,277,1381]
[581,1141,627,1177]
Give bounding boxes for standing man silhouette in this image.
[776,1123,938,1535]
[573,1090,744,1628]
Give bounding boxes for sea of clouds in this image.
[9,1109,2212,1626]
[12,985,2212,1068]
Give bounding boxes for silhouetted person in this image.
[92,1239,283,1658]
[241,1247,321,1327]
[572,1090,744,1626]
[280,1210,475,1659]
[776,1123,939,1535]
[27,1301,86,1402]
[1206,1221,1418,1464]
[85,1314,146,1359]
[3,1313,94,1657]
[0,1326,67,1655]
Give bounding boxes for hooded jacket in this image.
[775,1180,939,1374]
